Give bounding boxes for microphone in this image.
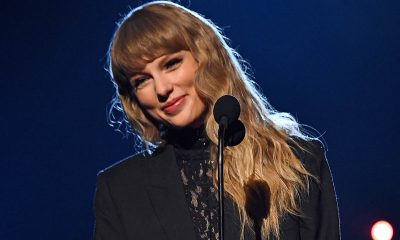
[213,95,245,240]
[225,120,245,147]
[213,95,245,146]
[213,95,240,127]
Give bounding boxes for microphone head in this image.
[213,95,240,124]
[225,120,246,146]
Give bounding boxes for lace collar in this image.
[163,125,210,150]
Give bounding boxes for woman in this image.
[94,1,340,239]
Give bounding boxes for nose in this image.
[153,74,173,102]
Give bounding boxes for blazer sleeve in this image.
[93,171,126,240]
[299,140,341,240]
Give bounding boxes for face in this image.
[130,50,207,129]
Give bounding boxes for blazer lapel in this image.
[146,145,197,240]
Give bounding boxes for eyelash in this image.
[165,58,182,69]
[133,77,148,89]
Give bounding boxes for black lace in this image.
[168,127,220,240]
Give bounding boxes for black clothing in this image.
[93,136,340,239]
[173,129,219,240]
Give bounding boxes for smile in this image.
[162,95,187,114]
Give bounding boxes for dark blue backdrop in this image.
[1,0,399,239]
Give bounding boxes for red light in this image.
[371,220,394,240]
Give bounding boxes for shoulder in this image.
[287,137,341,238]
[287,137,326,176]
[97,150,148,179]
[96,145,167,185]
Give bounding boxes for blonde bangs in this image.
[111,6,190,86]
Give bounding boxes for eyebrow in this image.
[129,51,184,79]
[157,52,183,66]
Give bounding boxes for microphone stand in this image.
[217,116,228,240]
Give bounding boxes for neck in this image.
[163,125,209,149]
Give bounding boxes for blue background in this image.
[1,0,399,239]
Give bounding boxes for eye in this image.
[132,76,150,90]
[165,57,182,69]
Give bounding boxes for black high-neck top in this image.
[165,127,219,240]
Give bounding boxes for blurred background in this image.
[1,0,399,239]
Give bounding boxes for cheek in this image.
[135,89,158,110]
[179,69,197,88]
[178,59,198,87]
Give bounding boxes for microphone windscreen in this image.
[213,95,240,124]
[225,120,245,146]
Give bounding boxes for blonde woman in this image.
[93,1,340,239]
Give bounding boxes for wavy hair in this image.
[107,1,314,238]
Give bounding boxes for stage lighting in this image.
[371,220,394,240]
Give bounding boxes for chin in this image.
[162,107,207,129]
[168,120,195,129]
[166,115,200,129]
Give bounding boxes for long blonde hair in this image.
[108,1,314,238]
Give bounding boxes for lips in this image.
[162,95,186,114]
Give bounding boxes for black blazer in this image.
[93,139,340,240]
